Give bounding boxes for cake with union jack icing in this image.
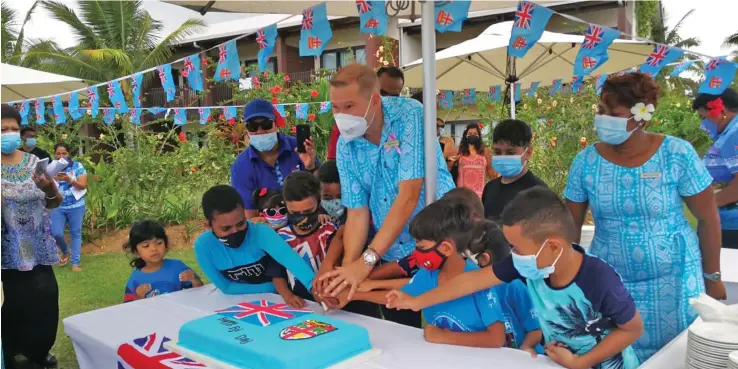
[174,299,373,369]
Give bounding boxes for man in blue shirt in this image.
[231,99,318,218]
[319,64,455,324]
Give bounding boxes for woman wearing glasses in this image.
[230,99,319,219]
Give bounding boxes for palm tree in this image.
[11,1,206,84]
[650,4,700,49]
[1,0,40,65]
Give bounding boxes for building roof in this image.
[174,13,348,46]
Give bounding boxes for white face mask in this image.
[334,94,375,141]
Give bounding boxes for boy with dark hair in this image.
[376,66,405,97]
[482,119,546,220]
[387,187,643,369]
[271,171,341,307]
[20,126,50,161]
[194,185,315,296]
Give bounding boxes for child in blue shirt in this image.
[123,220,203,302]
[353,199,522,349]
[387,187,643,369]
[193,185,315,295]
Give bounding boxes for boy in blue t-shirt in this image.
[352,199,542,350]
[193,185,315,296]
[387,187,643,369]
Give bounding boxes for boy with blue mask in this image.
[387,187,643,369]
[20,126,50,161]
[482,119,547,220]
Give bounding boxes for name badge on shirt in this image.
[384,140,400,149]
[641,172,662,179]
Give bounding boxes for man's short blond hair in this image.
[329,64,379,96]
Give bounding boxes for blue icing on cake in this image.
[178,300,372,369]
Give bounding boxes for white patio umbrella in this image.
[1,64,87,103]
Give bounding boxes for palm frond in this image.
[136,18,206,71]
[723,32,738,48]
[21,49,107,82]
[670,9,695,36]
[41,1,105,49]
[12,1,40,57]
[1,1,19,62]
[77,0,117,48]
[80,48,134,75]
[675,37,700,49]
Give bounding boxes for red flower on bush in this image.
[272,97,279,104]
[310,90,319,98]
[284,75,291,82]
[547,119,553,126]
[219,113,225,121]
[178,132,187,142]
[263,71,269,78]
[291,126,297,134]
[308,113,316,121]
[228,118,235,126]
[270,86,283,94]
[207,115,212,122]
[93,175,100,182]
[201,56,207,66]
[192,167,199,173]
[251,76,260,88]
[477,123,484,129]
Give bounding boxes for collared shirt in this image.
[336,96,455,261]
[702,114,738,229]
[231,133,317,210]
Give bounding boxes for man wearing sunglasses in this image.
[231,99,319,219]
[326,66,405,160]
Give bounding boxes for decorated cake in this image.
[170,300,375,369]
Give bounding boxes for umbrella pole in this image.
[421,0,437,205]
[510,84,516,119]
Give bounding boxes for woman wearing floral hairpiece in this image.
[693,88,738,249]
[564,72,725,362]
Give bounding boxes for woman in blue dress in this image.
[564,72,726,362]
[692,88,738,249]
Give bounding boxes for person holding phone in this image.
[50,142,88,271]
[231,99,319,219]
[2,104,63,369]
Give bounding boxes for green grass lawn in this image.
[52,249,204,369]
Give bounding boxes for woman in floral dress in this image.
[1,104,64,369]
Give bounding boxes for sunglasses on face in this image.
[380,90,399,97]
[246,119,274,132]
[263,207,288,217]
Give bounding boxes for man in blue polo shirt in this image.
[319,64,455,326]
[231,98,318,218]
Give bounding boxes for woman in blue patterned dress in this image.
[564,73,726,362]
[692,88,738,249]
[50,142,88,271]
[2,104,64,369]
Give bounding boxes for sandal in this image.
[72,266,82,272]
[59,254,70,266]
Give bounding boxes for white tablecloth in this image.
[64,288,563,369]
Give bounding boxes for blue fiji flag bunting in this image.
[509,1,553,58]
[182,55,204,92]
[256,24,278,73]
[513,84,522,101]
[699,58,738,95]
[319,101,331,113]
[146,107,166,115]
[489,85,501,102]
[572,76,584,94]
[103,109,115,125]
[69,92,82,120]
[296,103,308,120]
[224,106,237,122]
[462,88,476,104]
[275,104,287,120]
[215,40,240,82]
[550,79,562,96]
[434,1,471,33]
[157,65,176,102]
[87,86,99,117]
[573,24,620,76]
[129,109,142,125]
[173,108,187,126]
[19,100,29,125]
[34,99,45,124]
[300,3,332,56]
[357,0,387,36]
[527,82,540,97]
[107,80,129,113]
[53,95,66,124]
[639,45,684,77]
[595,74,607,94]
[132,73,143,108]
[198,107,211,125]
[670,60,695,77]
[439,90,454,109]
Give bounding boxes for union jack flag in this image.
[436,10,454,26]
[87,87,97,103]
[218,44,228,62]
[582,25,604,49]
[256,30,268,49]
[182,58,194,77]
[356,0,372,14]
[646,45,669,67]
[514,2,535,30]
[706,59,724,70]
[158,67,167,83]
[116,333,208,369]
[302,8,314,30]
[215,300,312,326]
[107,82,115,97]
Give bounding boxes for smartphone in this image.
[296,124,310,153]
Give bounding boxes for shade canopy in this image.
[402,21,654,90]
[1,64,87,103]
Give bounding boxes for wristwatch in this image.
[703,271,722,282]
[362,247,380,266]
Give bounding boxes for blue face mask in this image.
[25,137,37,148]
[700,119,719,140]
[1,132,21,154]
[321,199,345,219]
[249,132,278,152]
[594,114,637,145]
[511,239,563,280]
[492,154,526,177]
